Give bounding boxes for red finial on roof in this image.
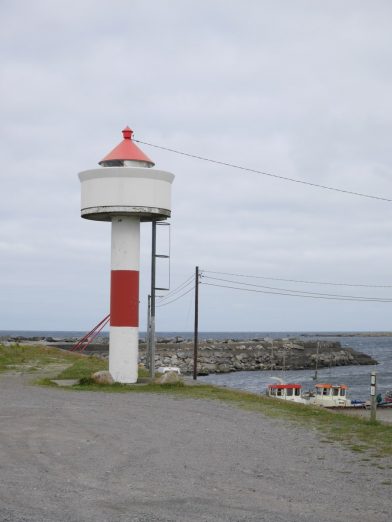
[122,126,133,140]
[99,127,154,167]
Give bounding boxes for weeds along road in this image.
[0,373,391,522]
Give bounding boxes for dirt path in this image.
[0,374,391,522]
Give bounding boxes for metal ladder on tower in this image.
[148,221,171,376]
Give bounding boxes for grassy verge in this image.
[2,344,392,458]
[0,343,87,372]
[54,357,108,379]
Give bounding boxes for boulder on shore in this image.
[92,371,114,385]
[155,371,182,385]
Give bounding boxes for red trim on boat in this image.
[268,383,302,390]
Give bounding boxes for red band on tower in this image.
[110,270,139,327]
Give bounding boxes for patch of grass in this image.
[79,376,95,385]
[55,358,151,382]
[55,357,108,380]
[37,377,59,387]
[0,343,85,372]
[73,380,185,393]
[350,444,369,453]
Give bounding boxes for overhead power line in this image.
[201,275,392,301]
[153,267,392,308]
[201,281,392,303]
[156,274,194,303]
[156,285,195,307]
[201,270,392,289]
[134,138,392,203]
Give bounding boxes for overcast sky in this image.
[2,0,392,333]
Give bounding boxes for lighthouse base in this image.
[109,327,139,383]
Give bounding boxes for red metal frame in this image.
[71,314,110,352]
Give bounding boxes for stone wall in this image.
[138,338,377,376]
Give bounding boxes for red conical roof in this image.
[99,127,154,167]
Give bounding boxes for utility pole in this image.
[370,371,377,423]
[146,294,151,369]
[313,341,319,381]
[193,266,199,380]
[150,221,157,380]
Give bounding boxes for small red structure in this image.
[99,127,154,167]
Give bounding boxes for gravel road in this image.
[0,374,391,522]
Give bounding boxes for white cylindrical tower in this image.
[78,127,174,383]
[109,216,140,383]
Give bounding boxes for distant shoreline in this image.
[2,330,392,340]
[301,332,392,338]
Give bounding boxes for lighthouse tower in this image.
[78,127,174,383]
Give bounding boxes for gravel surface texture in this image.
[0,374,391,522]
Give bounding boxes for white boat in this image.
[307,383,353,408]
[266,383,308,404]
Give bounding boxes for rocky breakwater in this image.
[139,338,377,376]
